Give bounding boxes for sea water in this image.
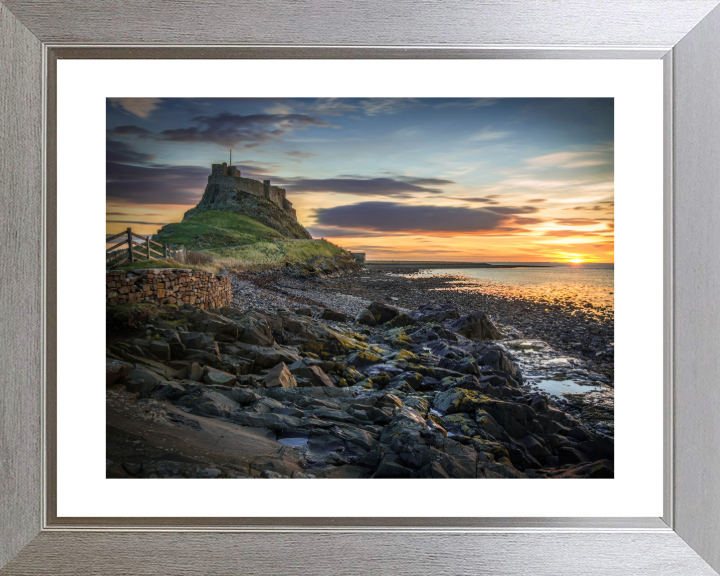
[415,262,614,311]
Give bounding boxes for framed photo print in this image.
[2,1,720,574]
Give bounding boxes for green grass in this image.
[204,239,349,267]
[111,240,351,272]
[109,210,354,272]
[154,210,284,250]
[112,258,211,273]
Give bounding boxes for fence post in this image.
[127,227,134,263]
[163,244,168,258]
[146,236,151,260]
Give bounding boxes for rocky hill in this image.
[154,163,312,250]
[182,190,311,241]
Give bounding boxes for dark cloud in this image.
[486,206,539,215]
[306,227,386,238]
[107,125,151,138]
[157,112,329,148]
[283,150,316,159]
[398,177,456,186]
[284,177,446,196]
[527,198,547,203]
[313,202,511,234]
[106,162,208,205]
[451,197,499,204]
[107,140,155,164]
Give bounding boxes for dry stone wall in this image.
[106,268,232,310]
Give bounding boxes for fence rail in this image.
[106,227,179,269]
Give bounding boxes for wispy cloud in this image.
[525,147,612,169]
[283,177,448,196]
[157,112,329,148]
[469,128,512,142]
[358,98,424,116]
[434,98,497,109]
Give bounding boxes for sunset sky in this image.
[106,97,614,262]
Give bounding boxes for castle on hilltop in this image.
[207,162,297,221]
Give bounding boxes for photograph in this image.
[105,96,615,480]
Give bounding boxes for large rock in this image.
[203,366,237,386]
[175,388,240,418]
[179,332,214,350]
[446,311,502,341]
[321,308,347,322]
[355,309,377,326]
[297,365,336,387]
[149,340,171,361]
[188,362,204,382]
[367,302,400,325]
[347,350,383,368]
[238,317,274,347]
[477,346,522,383]
[432,388,489,415]
[384,312,417,329]
[264,362,297,388]
[410,303,460,323]
[121,367,168,396]
[153,381,189,401]
[232,412,302,430]
[236,344,301,368]
[106,359,132,386]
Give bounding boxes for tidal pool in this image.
[276,431,309,447]
[532,379,603,396]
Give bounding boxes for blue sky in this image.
[106,97,614,262]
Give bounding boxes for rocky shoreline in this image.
[106,263,614,479]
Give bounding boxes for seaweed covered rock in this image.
[106,294,613,480]
[367,302,400,325]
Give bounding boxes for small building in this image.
[350,252,366,263]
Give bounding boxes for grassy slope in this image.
[153,210,283,250]
[112,209,355,271]
[111,209,353,271]
[112,240,352,272]
[183,191,312,240]
[205,239,348,267]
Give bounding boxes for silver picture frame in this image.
[2,1,720,573]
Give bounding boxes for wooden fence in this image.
[106,227,176,269]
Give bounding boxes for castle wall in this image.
[203,172,294,219]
